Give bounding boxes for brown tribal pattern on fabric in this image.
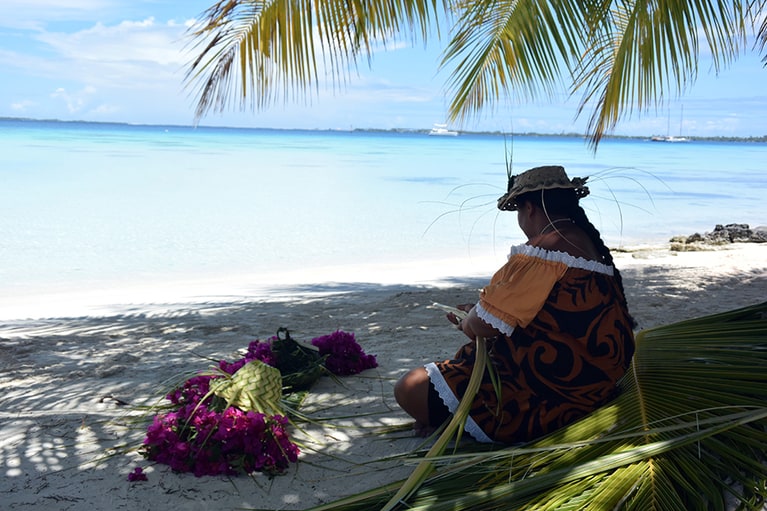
[433,268,635,444]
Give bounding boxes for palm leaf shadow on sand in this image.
[1,264,765,509]
[308,300,767,511]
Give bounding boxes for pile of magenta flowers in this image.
[310,330,379,376]
[137,329,377,478]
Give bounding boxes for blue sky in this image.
[1,0,764,137]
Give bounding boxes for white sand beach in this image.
[1,243,765,510]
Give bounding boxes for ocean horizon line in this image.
[3,116,765,143]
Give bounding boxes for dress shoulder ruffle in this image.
[480,244,614,331]
[506,244,614,276]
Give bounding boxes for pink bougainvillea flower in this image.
[311,330,377,375]
[140,329,374,477]
[127,466,148,482]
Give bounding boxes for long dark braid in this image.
[519,188,637,329]
[568,202,637,330]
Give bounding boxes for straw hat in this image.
[497,165,589,211]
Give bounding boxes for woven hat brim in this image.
[498,166,589,211]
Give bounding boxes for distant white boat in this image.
[428,123,458,136]
[651,105,689,142]
[650,135,690,143]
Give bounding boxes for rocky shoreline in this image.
[670,223,767,251]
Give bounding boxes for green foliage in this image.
[210,359,284,416]
[308,301,767,510]
[185,0,766,146]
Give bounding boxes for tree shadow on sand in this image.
[1,267,764,509]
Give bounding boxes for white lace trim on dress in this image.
[476,302,515,337]
[425,362,493,444]
[507,244,614,276]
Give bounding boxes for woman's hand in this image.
[446,303,474,328]
[446,311,463,328]
[447,304,500,341]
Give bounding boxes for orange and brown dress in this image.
[425,244,635,444]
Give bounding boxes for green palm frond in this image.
[309,301,767,511]
[185,0,446,118]
[380,335,488,511]
[186,0,765,147]
[442,0,760,145]
[442,0,588,122]
[573,0,754,145]
[759,2,767,64]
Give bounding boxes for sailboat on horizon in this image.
[651,105,689,142]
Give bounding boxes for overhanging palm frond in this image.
[185,0,448,119]
[310,301,767,511]
[187,0,766,145]
[439,0,762,146]
[571,0,756,146]
[756,0,767,64]
[441,0,588,123]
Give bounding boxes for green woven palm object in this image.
[210,359,284,417]
[272,327,326,391]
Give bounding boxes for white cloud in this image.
[0,16,201,105]
[0,0,112,29]
[10,100,36,111]
[51,86,96,113]
[37,18,193,67]
[343,79,435,104]
[1,1,763,134]
[1,0,106,7]
[91,103,120,115]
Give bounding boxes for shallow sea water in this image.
[1,119,764,310]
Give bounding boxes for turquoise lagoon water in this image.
[1,119,765,309]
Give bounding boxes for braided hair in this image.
[516,188,637,329]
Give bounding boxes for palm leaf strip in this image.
[308,301,767,510]
[379,334,489,511]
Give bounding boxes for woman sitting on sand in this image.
[394,165,636,443]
